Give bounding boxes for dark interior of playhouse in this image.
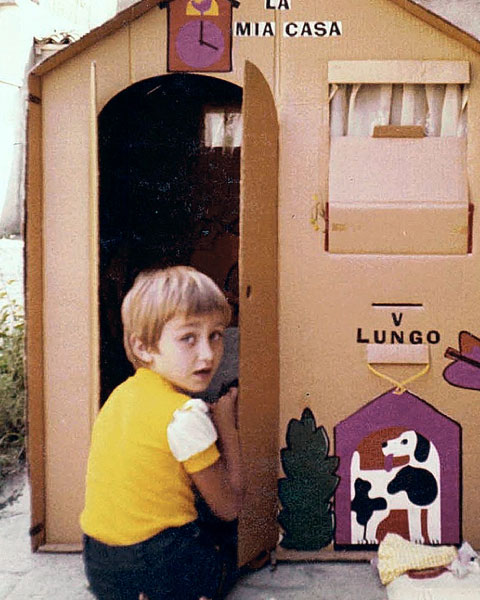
[98,74,242,403]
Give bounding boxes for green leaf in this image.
[277,407,340,550]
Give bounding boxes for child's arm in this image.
[190,387,244,521]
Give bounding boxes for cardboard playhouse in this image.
[25,0,480,569]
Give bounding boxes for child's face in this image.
[148,311,225,394]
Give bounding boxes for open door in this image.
[238,61,279,566]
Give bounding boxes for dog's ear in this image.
[414,433,430,462]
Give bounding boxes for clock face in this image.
[167,0,232,73]
[175,20,225,69]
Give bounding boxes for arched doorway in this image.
[98,74,242,403]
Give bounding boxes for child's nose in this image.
[197,338,214,362]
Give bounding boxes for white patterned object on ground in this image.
[377,534,458,585]
[387,571,480,600]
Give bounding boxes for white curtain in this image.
[204,110,243,149]
[329,83,468,137]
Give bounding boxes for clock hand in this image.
[199,20,204,43]
[200,39,219,50]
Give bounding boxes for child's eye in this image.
[181,334,196,344]
[210,330,224,342]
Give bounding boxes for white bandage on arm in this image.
[167,398,218,462]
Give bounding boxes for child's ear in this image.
[130,335,154,364]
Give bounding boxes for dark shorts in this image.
[83,519,237,600]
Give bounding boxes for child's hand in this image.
[210,385,238,431]
[193,384,243,518]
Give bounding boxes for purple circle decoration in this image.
[176,21,225,69]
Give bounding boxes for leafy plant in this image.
[278,407,339,550]
[0,277,25,494]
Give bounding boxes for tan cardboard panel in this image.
[130,6,167,82]
[39,22,133,545]
[25,75,46,551]
[88,62,100,428]
[372,125,425,138]
[329,137,468,205]
[328,60,470,83]
[238,61,279,566]
[42,65,98,544]
[38,544,83,553]
[328,203,468,254]
[327,136,469,254]
[279,2,480,540]
[83,27,131,111]
[367,344,429,364]
[225,0,277,90]
[276,546,376,562]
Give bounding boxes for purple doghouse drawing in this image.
[334,390,461,547]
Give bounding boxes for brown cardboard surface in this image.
[329,138,468,205]
[25,75,45,551]
[88,62,100,430]
[130,5,167,82]
[328,204,469,254]
[238,61,279,566]
[372,125,425,138]
[277,0,480,553]
[39,25,130,545]
[40,30,131,541]
[84,28,131,111]
[325,130,470,304]
[42,62,95,543]
[328,59,470,83]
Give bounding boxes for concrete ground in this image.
[0,473,387,600]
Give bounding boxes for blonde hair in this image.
[121,266,231,368]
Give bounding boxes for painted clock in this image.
[166,0,236,72]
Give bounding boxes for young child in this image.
[80,266,243,600]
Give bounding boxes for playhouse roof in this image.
[335,389,460,435]
[29,0,480,79]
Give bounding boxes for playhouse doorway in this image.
[96,62,280,567]
[98,74,242,404]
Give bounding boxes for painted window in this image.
[330,83,468,137]
[203,108,242,150]
[326,61,470,256]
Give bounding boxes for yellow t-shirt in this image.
[80,368,220,546]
